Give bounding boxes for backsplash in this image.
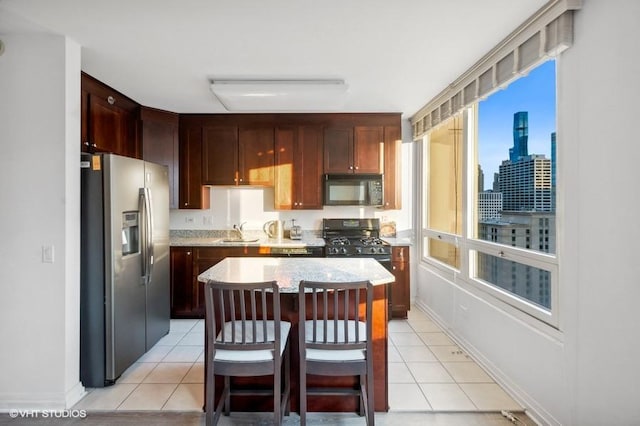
[169,186,412,237]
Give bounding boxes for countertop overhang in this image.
[197,257,395,293]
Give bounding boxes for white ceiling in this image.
[0,0,547,117]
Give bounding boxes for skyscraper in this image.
[477,111,555,308]
[499,155,552,211]
[509,111,529,162]
[478,191,502,221]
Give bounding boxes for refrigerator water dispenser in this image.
[121,211,139,256]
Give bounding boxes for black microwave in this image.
[323,174,384,206]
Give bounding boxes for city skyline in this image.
[478,59,556,180]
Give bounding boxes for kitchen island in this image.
[198,257,395,413]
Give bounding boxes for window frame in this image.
[420,64,560,328]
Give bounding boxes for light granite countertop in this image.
[170,229,324,247]
[170,230,412,248]
[197,257,395,292]
[170,236,326,247]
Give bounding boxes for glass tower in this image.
[509,111,529,162]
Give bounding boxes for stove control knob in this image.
[341,247,348,254]
[356,247,362,254]
[370,247,376,254]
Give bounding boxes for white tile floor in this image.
[74,307,522,413]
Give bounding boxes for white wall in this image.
[0,34,83,409]
[415,2,640,425]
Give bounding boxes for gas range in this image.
[322,218,391,258]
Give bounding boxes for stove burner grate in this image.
[330,237,351,246]
[360,237,386,246]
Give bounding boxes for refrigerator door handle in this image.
[139,187,154,285]
[139,189,148,284]
[145,186,155,283]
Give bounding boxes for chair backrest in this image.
[298,280,373,351]
[204,280,281,353]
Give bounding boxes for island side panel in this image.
[372,283,389,411]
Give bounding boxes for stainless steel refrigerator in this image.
[80,152,170,387]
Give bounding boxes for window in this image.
[423,114,464,269]
[414,3,578,329]
[474,60,557,317]
[422,60,559,326]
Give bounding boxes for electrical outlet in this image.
[203,216,213,225]
[185,216,194,224]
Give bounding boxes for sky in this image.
[477,59,556,184]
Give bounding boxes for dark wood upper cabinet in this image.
[324,125,382,174]
[140,107,179,209]
[79,78,402,211]
[383,126,402,210]
[353,126,383,174]
[274,125,323,210]
[202,126,239,185]
[323,127,354,174]
[179,118,210,209]
[202,125,274,186]
[81,72,139,158]
[239,127,275,186]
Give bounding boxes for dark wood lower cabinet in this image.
[391,246,410,319]
[170,247,194,318]
[170,246,269,319]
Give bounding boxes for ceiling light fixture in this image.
[209,78,349,112]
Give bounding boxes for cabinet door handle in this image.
[354,166,359,170]
[392,265,396,270]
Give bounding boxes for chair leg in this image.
[205,364,215,426]
[206,370,227,426]
[359,374,366,416]
[367,359,375,426]
[214,381,228,425]
[224,376,231,416]
[274,356,282,426]
[299,359,306,426]
[284,341,291,416]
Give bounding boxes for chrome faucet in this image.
[233,222,246,240]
